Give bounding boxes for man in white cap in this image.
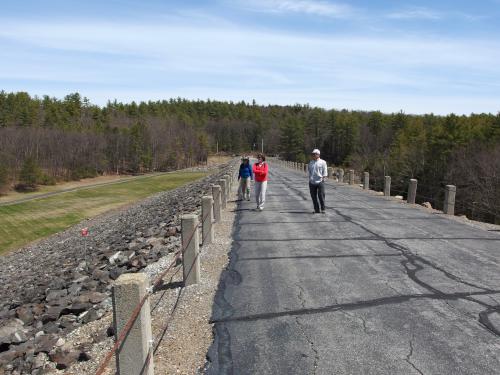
[308,149,328,213]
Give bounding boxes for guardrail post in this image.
[182,214,200,286]
[338,168,344,183]
[202,196,214,244]
[384,176,391,196]
[408,179,417,204]
[212,185,222,223]
[224,174,231,196]
[113,274,154,375]
[349,170,355,185]
[219,179,227,209]
[363,172,369,190]
[443,185,456,215]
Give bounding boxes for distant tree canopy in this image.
[0,90,499,222]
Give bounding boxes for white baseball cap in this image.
[312,149,320,155]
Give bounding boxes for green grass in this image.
[0,172,208,255]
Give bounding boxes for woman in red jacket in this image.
[252,153,269,211]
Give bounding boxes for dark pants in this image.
[309,182,325,212]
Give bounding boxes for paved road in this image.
[207,162,500,375]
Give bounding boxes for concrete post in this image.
[219,179,227,209]
[181,214,200,286]
[384,176,391,197]
[338,168,344,183]
[408,179,417,204]
[363,172,369,190]
[224,174,231,196]
[349,170,355,185]
[443,185,456,215]
[212,185,222,223]
[202,196,214,245]
[113,274,154,375]
[328,167,334,180]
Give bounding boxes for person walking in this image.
[308,149,328,214]
[238,156,253,201]
[252,153,269,211]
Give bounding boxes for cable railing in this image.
[94,169,235,375]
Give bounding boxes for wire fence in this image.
[95,172,230,375]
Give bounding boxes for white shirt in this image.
[308,158,328,184]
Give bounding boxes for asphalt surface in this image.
[206,162,500,375]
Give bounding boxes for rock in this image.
[49,348,80,370]
[91,269,110,283]
[0,319,26,349]
[42,322,60,334]
[66,303,91,315]
[109,267,126,280]
[55,338,65,347]
[58,315,77,329]
[33,352,48,369]
[31,304,44,317]
[40,306,65,323]
[0,350,23,366]
[108,251,123,265]
[45,289,68,303]
[422,201,432,209]
[68,283,82,297]
[34,334,58,354]
[15,307,34,325]
[166,227,177,237]
[10,331,28,344]
[78,308,98,324]
[130,256,147,269]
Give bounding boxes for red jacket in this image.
[252,162,268,182]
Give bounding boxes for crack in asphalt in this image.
[330,206,500,338]
[295,283,320,375]
[405,334,424,375]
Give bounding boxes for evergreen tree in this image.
[19,157,41,187]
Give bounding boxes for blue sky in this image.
[1,0,500,115]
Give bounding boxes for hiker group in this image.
[238,149,328,213]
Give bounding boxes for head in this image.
[243,156,249,164]
[311,149,320,160]
[256,153,266,162]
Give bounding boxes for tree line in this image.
[0,91,499,223]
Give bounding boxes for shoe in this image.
[313,211,320,214]
[321,210,326,214]
[258,207,264,211]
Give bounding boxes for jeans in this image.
[238,177,251,200]
[309,182,325,212]
[254,181,267,209]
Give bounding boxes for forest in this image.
[0,91,499,223]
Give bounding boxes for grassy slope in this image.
[0,172,208,255]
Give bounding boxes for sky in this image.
[1,0,500,115]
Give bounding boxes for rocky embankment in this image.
[0,163,235,374]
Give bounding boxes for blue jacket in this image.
[238,163,253,179]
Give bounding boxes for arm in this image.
[249,165,253,180]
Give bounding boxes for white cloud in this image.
[386,7,442,20]
[0,16,499,114]
[235,0,355,18]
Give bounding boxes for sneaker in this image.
[313,211,319,214]
[321,210,326,214]
[258,207,264,211]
